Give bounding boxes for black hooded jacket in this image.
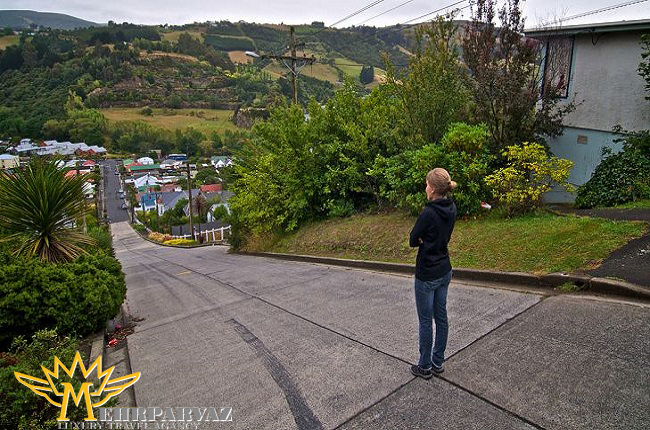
[409,197,457,281]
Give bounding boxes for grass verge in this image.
[607,199,650,209]
[241,210,647,274]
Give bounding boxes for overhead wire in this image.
[311,0,391,36]
[356,0,419,26]
[548,0,649,26]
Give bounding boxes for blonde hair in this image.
[426,168,457,197]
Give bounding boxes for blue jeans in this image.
[414,270,452,369]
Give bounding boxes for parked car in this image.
[121,202,127,210]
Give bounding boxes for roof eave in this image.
[524,19,650,37]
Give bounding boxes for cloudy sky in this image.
[1,0,648,28]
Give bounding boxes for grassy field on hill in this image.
[100,108,239,134]
[0,35,18,50]
[244,210,647,274]
[160,30,204,43]
[264,61,340,84]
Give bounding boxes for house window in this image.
[543,36,574,99]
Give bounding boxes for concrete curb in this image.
[242,251,650,302]
[87,303,137,407]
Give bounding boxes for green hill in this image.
[0,10,100,30]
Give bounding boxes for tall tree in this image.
[462,0,575,152]
[384,16,469,145]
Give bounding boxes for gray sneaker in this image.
[431,363,444,374]
[410,365,433,379]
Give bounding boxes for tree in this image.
[194,168,219,185]
[359,65,374,85]
[175,128,204,156]
[461,0,575,153]
[384,16,469,144]
[0,158,93,262]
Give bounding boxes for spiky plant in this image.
[0,158,94,262]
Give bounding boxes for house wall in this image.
[544,126,623,203]
[561,30,649,132]
[543,29,649,203]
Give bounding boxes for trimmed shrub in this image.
[485,142,574,214]
[0,253,126,346]
[163,238,197,246]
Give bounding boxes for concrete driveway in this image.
[111,221,650,430]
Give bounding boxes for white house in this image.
[0,153,19,169]
[133,173,162,190]
[525,19,650,202]
[137,156,155,165]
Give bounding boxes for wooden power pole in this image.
[187,162,195,240]
[290,26,298,104]
[251,26,314,104]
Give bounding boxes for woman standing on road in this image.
[409,168,457,379]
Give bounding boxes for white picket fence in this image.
[172,225,231,243]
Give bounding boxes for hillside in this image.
[0,10,100,30]
[0,18,441,140]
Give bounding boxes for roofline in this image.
[524,18,650,37]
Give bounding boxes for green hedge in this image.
[0,252,126,346]
[204,34,255,51]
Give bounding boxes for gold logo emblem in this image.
[14,351,140,421]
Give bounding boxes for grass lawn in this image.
[244,210,647,274]
[0,35,18,50]
[608,199,650,209]
[99,108,239,135]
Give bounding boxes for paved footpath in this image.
[111,221,650,430]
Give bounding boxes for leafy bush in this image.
[575,147,650,208]
[132,223,147,234]
[0,253,126,346]
[485,142,574,214]
[370,123,494,216]
[0,329,86,430]
[148,232,172,242]
[163,238,197,246]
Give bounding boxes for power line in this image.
[349,0,470,48]
[310,0,390,37]
[328,0,390,28]
[400,0,468,25]
[556,0,649,25]
[356,0,419,26]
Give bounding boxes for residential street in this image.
[111,221,650,430]
[101,159,130,223]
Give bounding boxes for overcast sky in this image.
[1,0,648,29]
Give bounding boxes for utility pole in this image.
[290,26,298,104]
[246,26,314,104]
[187,161,195,241]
